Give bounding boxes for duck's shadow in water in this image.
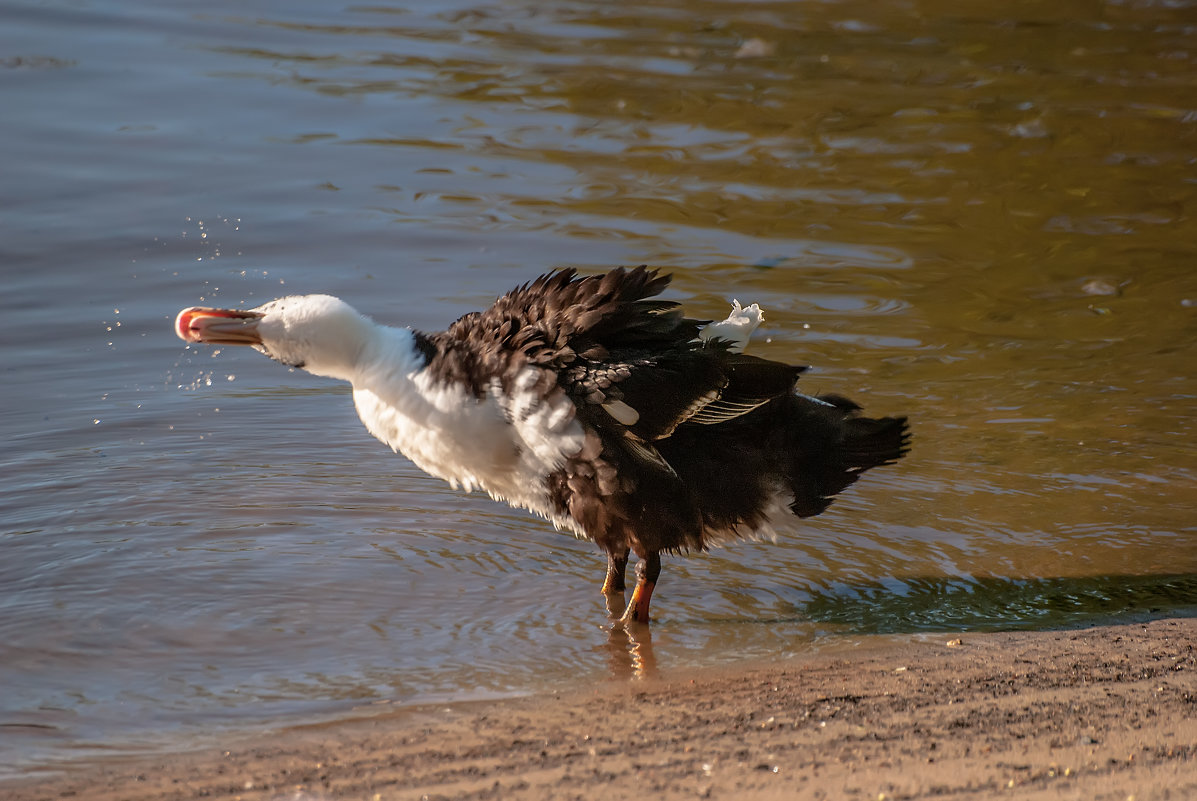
[802,572,1197,635]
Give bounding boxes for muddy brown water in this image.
[2,0,1194,777]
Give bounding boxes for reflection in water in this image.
[600,590,658,680]
[601,622,659,682]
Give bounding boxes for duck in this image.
[175,266,910,624]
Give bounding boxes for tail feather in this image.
[787,396,910,518]
[840,414,911,471]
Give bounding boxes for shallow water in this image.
[2,0,1195,777]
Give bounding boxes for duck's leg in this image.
[619,551,661,625]
[601,547,630,594]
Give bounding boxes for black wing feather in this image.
[428,265,800,462]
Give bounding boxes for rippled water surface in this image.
[3,0,1195,777]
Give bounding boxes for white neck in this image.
[339,325,426,387]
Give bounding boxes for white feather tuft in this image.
[698,299,764,353]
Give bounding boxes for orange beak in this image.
[175,307,264,346]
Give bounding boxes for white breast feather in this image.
[352,365,587,536]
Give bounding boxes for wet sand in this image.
[6,616,1194,801]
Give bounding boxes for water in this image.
[3,0,1195,778]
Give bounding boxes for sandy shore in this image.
[5,616,1195,801]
